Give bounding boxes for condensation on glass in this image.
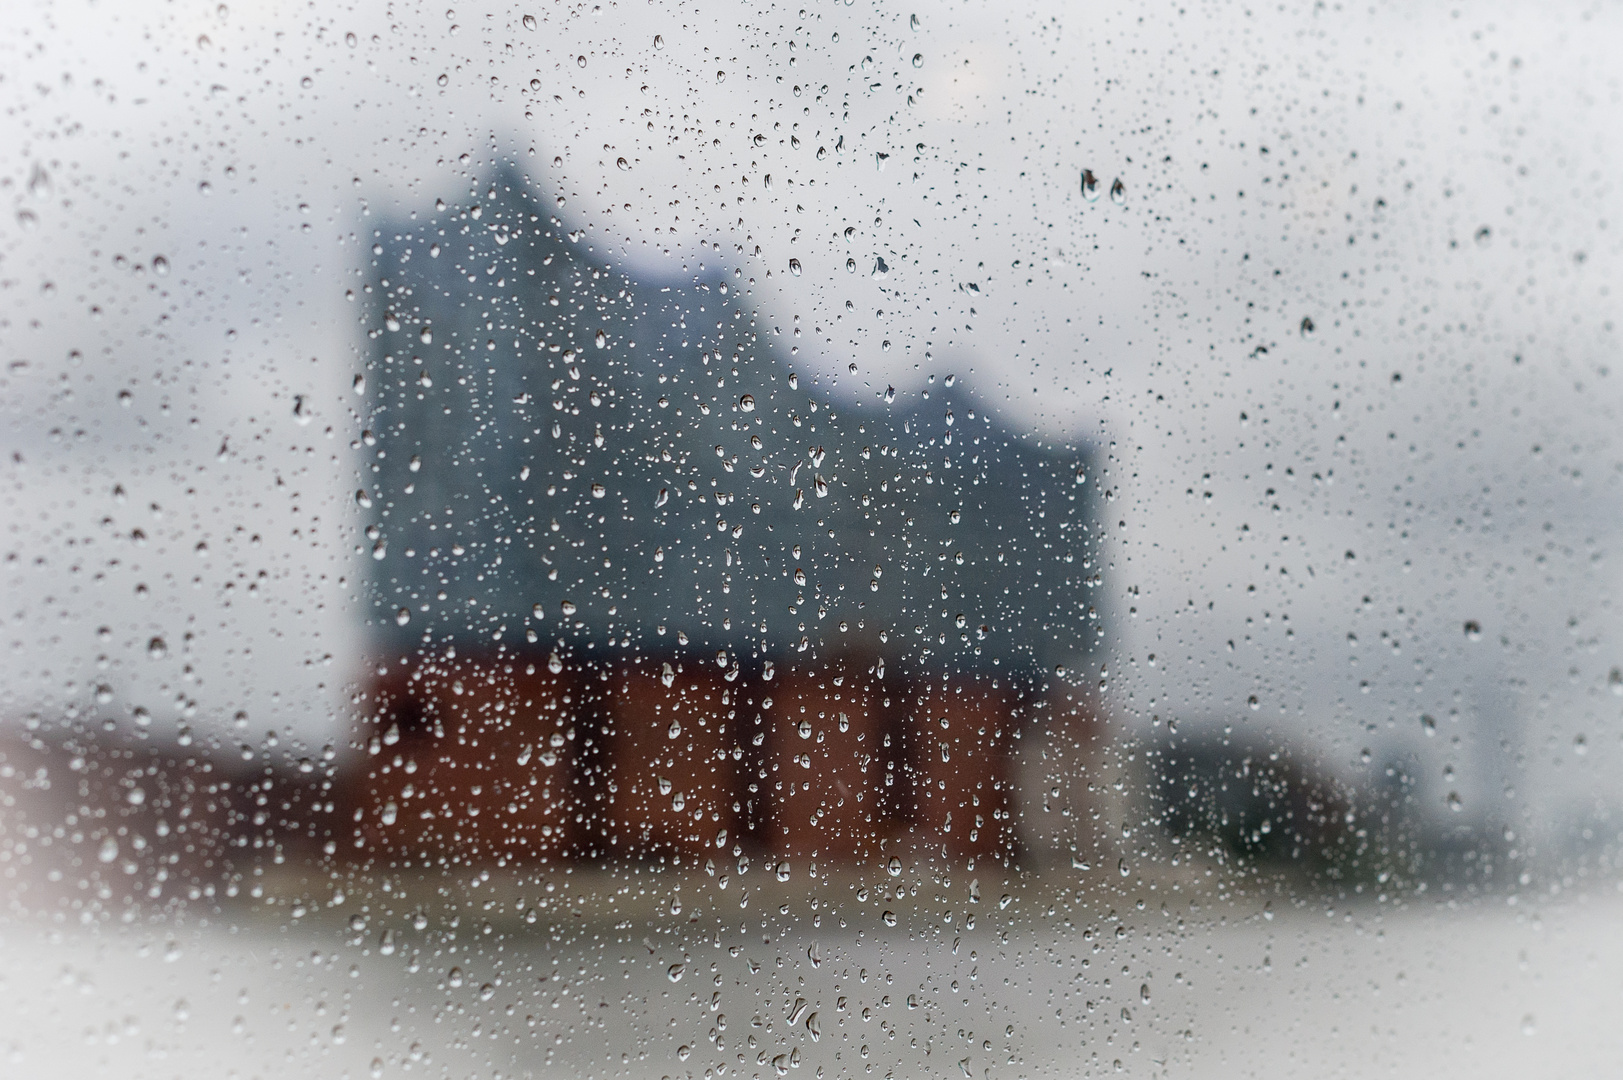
[0,2,1619,1077]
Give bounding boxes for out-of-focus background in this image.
[2,0,1622,1076]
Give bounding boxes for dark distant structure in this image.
[349,164,1107,869]
[359,164,1103,676]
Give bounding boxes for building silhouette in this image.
[351,163,1107,868]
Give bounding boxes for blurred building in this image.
[350,164,1108,870]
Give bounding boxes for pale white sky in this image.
[1,0,1619,842]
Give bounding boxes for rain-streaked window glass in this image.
[3,1,1621,1076]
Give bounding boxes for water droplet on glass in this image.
[98,836,119,863]
[560,600,577,616]
[882,910,897,926]
[1465,620,1482,641]
[910,13,921,30]
[1081,169,1100,202]
[887,856,903,877]
[788,258,802,276]
[576,55,587,68]
[1475,225,1492,247]
[522,14,536,30]
[1109,178,1126,204]
[872,256,889,279]
[655,488,669,507]
[292,395,313,425]
[653,34,664,49]
[590,482,606,498]
[151,255,169,276]
[668,963,685,982]
[884,385,896,403]
[548,651,564,674]
[912,53,923,67]
[1421,714,1437,736]
[740,393,755,411]
[395,607,411,627]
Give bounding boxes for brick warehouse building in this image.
[349,164,1107,871]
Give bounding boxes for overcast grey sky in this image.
[2,0,1619,843]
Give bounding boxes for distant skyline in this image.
[361,162,1107,678]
